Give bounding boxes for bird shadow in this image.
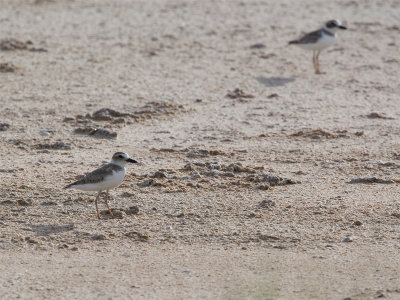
[255,76,295,87]
[23,224,75,236]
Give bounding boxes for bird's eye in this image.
[119,155,124,158]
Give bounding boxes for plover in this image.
[289,20,347,74]
[65,152,138,219]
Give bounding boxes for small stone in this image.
[113,118,125,124]
[353,220,362,226]
[124,231,150,242]
[247,212,256,218]
[257,184,270,190]
[89,128,117,139]
[16,199,33,206]
[341,236,354,243]
[366,112,392,119]
[375,290,385,298]
[110,209,125,218]
[41,201,57,206]
[0,169,16,173]
[151,171,167,178]
[120,192,135,198]
[0,200,13,205]
[0,123,10,131]
[249,43,266,49]
[0,62,17,72]
[39,130,51,137]
[91,108,131,121]
[226,88,255,99]
[257,200,275,208]
[24,236,38,244]
[91,234,106,241]
[187,149,209,158]
[191,171,201,179]
[125,206,139,215]
[267,93,279,98]
[138,179,154,187]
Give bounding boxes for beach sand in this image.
[1,0,400,299]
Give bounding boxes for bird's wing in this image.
[65,164,121,188]
[291,29,323,44]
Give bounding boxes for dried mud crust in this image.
[7,138,73,152]
[65,101,188,138]
[133,161,299,192]
[0,38,47,52]
[0,62,17,73]
[290,129,364,139]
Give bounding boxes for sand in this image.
[1,0,400,299]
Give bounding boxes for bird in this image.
[289,20,347,74]
[65,152,138,219]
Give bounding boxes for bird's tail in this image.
[64,183,75,189]
[288,40,298,45]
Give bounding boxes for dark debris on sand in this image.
[0,62,17,73]
[135,161,299,192]
[0,38,47,52]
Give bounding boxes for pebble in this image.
[124,231,150,242]
[249,43,266,49]
[187,149,210,158]
[110,209,126,219]
[151,171,167,178]
[91,234,106,241]
[257,200,276,208]
[341,236,354,243]
[39,130,51,137]
[191,171,201,179]
[0,62,16,73]
[0,123,10,131]
[16,199,33,206]
[91,108,131,121]
[124,206,139,215]
[375,290,385,298]
[139,179,154,187]
[24,236,38,244]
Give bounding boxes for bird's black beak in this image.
[338,25,347,30]
[126,158,138,163]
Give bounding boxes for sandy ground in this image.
[1,0,400,299]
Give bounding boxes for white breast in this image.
[101,169,126,190]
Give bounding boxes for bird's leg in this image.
[105,190,114,217]
[315,50,322,74]
[312,50,317,73]
[95,192,101,219]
